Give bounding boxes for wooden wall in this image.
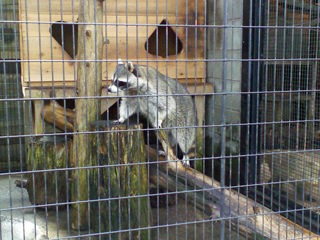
[19,0,206,92]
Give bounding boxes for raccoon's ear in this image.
[125,61,140,77]
[117,59,123,65]
[125,61,135,73]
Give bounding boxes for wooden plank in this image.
[19,0,206,86]
[21,14,204,38]
[19,0,206,88]
[21,36,74,60]
[20,33,205,82]
[22,61,205,83]
[20,21,205,60]
[19,0,206,59]
[23,77,205,93]
[21,35,196,60]
[21,33,204,61]
[21,61,76,82]
[24,82,211,97]
[20,0,202,17]
[20,17,205,55]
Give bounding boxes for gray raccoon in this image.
[108,60,197,167]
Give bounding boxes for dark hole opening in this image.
[49,21,78,59]
[145,19,183,58]
[56,98,75,110]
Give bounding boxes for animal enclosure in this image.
[1,0,320,239]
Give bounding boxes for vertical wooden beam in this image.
[309,61,317,134]
[33,100,43,134]
[71,0,104,230]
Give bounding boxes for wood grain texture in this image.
[21,61,205,84]
[19,0,206,87]
[19,0,202,18]
[88,122,152,239]
[26,136,73,209]
[71,0,104,231]
[41,93,75,132]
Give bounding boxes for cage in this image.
[1,0,320,239]
[259,0,320,231]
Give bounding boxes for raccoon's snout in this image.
[108,85,119,93]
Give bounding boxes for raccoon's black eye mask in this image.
[115,80,130,90]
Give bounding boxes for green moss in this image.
[89,124,151,239]
[26,136,72,208]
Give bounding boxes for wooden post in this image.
[308,61,317,136]
[71,0,104,230]
[26,136,73,208]
[88,121,152,239]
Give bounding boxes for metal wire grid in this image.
[0,0,24,172]
[259,0,320,233]
[0,0,320,239]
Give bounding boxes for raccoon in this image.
[107,60,197,167]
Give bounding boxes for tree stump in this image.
[26,136,73,209]
[88,121,152,239]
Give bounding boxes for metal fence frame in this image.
[1,0,320,239]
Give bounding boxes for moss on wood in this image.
[88,121,152,239]
[26,136,73,209]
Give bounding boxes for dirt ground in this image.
[151,196,244,240]
[0,175,244,240]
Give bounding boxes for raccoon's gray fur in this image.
[108,60,197,167]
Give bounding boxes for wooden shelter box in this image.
[19,0,213,134]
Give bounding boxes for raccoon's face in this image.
[108,61,139,93]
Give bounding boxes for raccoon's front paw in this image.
[156,120,163,128]
[112,118,125,124]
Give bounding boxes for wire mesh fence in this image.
[1,0,320,239]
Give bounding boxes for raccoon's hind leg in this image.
[158,150,166,156]
[175,128,195,168]
[182,155,190,168]
[154,113,166,129]
[156,129,177,162]
[156,129,190,169]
